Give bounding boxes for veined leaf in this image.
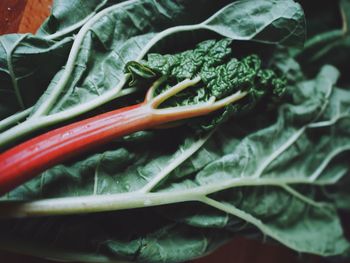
[0,0,305,148]
[1,65,349,261]
[36,0,112,39]
[1,1,349,263]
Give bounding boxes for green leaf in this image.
[296,0,350,82]
[0,0,234,147]
[1,64,349,261]
[3,1,348,263]
[0,0,305,149]
[203,0,305,47]
[36,0,112,39]
[0,34,72,118]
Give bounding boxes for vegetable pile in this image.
[0,0,349,262]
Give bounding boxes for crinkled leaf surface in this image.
[36,0,113,38]
[33,0,305,115]
[1,66,349,262]
[32,0,235,115]
[0,1,349,263]
[0,0,305,150]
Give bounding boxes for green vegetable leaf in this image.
[0,0,305,149]
[1,64,349,261]
[202,0,305,47]
[296,0,350,82]
[0,34,73,119]
[2,1,349,263]
[36,0,112,39]
[0,0,234,147]
[129,38,286,129]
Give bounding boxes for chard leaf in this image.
[38,0,303,116]
[2,1,349,263]
[296,0,350,82]
[131,38,286,129]
[0,0,116,120]
[36,0,112,39]
[0,0,305,148]
[1,65,349,261]
[202,0,305,47]
[0,35,72,119]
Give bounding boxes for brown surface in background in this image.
[18,0,52,33]
[0,0,27,34]
[0,1,347,263]
[0,0,52,35]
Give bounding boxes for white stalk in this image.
[43,13,97,41]
[154,98,215,116]
[210,90,247,109]
[0,107,32,132]
[0,87,137,148]
[0,176,338,218]
[145,76,167,102]
[6,34,29,110]
[309,145,350,181]
[139,132,213,193]
[151,76,201,108]
[31,0,139,118]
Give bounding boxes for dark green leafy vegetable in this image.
[139,39,285,102]
[0,0,304,149]
[127,38,286,129]
[36,0,114,39]
[1,65,349,263]
[1,0,350,262]
[295,0,350,84]
[0,38,285,195]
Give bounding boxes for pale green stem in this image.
[43,13,97,41]
[199,196,306,254]
[251,127,306,178]
[307,114,349,128]
[139,132,213,193]
[145,76,167,102]
[0,87,136,148]
[31,1,200,118]
[208,90,247,109]
[0,177,338,218]
[280,185,330,208]
[154,97,215,116]
[153,89,247,118]
[151,77,201,108]
[309,145,350,181]
[0,107,32,132]
[7,34,29,110]
[31,0,139,118]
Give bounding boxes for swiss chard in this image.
[1,0,350,263]
[0,38,285,195]
[1,65,349,262]
[0,0,304,148]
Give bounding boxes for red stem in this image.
[0,103,155,195]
